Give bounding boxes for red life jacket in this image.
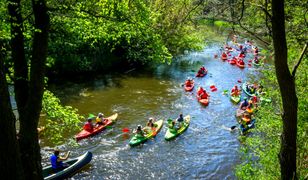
[83,122,93,131]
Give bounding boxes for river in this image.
[46,41,261,179]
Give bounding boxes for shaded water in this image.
[47,42,262,179]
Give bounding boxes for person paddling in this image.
[83,117,94,131]
[231,85,240,96]
[50,150,70,172]
[239,97,249,110]
[95,112,106,126]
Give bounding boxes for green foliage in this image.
[45,0,206,74]
[41,90,83,145]
[235,45,308,179]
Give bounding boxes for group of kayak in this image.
[184,66,210,106]
[44,37,270,179]
[129,114,191,146]
[74,112,191,147]
[231,81,271,134]
[220,40,263,68]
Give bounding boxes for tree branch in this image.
[237,0,271,46]
[292,43,308,77]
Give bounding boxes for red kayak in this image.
[75,113,118,141]
[196,69,207,77]
[236,60,245,68]
[184,81,194,91]
[197,96,209,106]
[221,55,228,61]
[229,59,236,65]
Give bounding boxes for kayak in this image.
[43,151,92,180]
[129,120,163,147]
[165,115,190,141]
[184,81,194,92]
[229,59,236,65]
[197,95,209,106]
[221,55,228,61]
[230,94,241,104]
[240,119,256,134]
[236,60,245,68]
[196,69,207,77]
[252,61,261,66]
[241,82,256,97]
[75,113,118,141]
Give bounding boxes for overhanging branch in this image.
[292,43,308,77]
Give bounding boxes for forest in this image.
[0,0,307,179]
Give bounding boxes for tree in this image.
[0,0,49,179]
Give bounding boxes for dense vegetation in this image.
[0,0,306,179]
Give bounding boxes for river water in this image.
[46,42,262,179]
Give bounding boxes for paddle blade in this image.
[122,128,130,133]
[88,113,95,119]
[106,126,113,129]
[231,126,237,130]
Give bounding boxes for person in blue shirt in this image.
[50,150,70,172]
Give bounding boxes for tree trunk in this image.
[17,0,50,179]
[8,0,29,117]
[271,0,298,179]
[0,44,24,180]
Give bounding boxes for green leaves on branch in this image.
[41,90,83,145]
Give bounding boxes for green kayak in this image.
[230,94,241,104]
[165,115,190,141]
[129,120,163,147]
[242,82,256,97]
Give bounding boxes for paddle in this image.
[122,127,130,133]
[231,126,237,130]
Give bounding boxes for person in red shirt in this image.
[231,85,240,96]
[198,87,209,99]
[221,52,227,60]
[185,77,193,86]
[83,118,94,131]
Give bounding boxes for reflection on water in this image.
[47,42,262,179]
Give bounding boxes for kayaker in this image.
[83,117,94,131]
[253,56,260,64]
[238,58,244,65]
[135,125,145,137]
[185,77,193,86]
[197,67,205,75]
[239,97,249,110]
[221,52,227,60]
[96,112,105,125]
[231,85,240,96]
[198,87,209,99]
[201,65,206,72]
[146,118,155,128]
[50,150,70,172]
[254,46,259,54]
[176,114,184,129]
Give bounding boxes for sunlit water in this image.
[44,42,263,179]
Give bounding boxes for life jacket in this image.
[83,122,93,131]
[242,117,251,123]
[185,80,192,86]
[200,91,208,99]
[197,89,204,95]
[231,88,239,95]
